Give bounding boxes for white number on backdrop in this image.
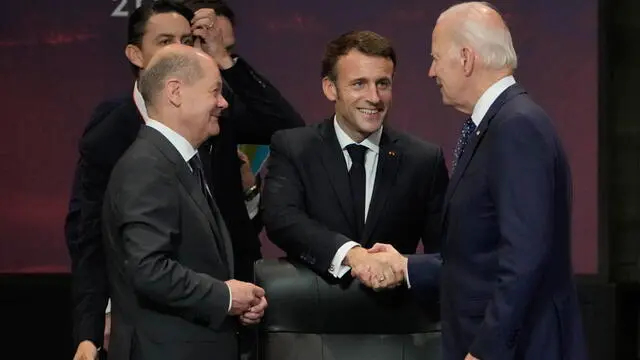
[111,0,144,18]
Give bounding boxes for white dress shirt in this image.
[328,117,383,278]
[470,75,516,127]
[146,119,198,161]
[405,75,516,289]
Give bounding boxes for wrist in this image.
[344,246,366,266]
[244,174,261,200]
[215,54,234,70]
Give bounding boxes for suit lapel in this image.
[205,194,235,276]
[362,130,400,244]
[141,127,231,273]
[197,138,234,275]
[319,119,358,236]
[443,84,527,211]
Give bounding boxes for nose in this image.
[365,85,381,104]
[428,61,436,78]
[218,94,229,110]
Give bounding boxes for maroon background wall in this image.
[0,0,598,274]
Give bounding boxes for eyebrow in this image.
[154,33,192,40]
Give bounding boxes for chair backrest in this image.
[254,258,442,360]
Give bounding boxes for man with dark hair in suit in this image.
[66,1,304,359]
[261,30,449,289]
[370,2,587,359]
[103,43,267,360]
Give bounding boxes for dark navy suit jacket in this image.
[407,84,587,360]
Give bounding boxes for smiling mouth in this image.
[357,108,382,115]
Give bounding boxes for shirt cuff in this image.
[245,193,260,219]
[226,283,232,312]
[328,241,360,278]
[105,299,111,314]
[405,263,412,289]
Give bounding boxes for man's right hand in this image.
[225,279,265,316]
[72,340,98,360]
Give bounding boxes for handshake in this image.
[344,243,406,290]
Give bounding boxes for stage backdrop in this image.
[0,0,598,274]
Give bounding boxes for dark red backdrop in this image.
[0,0,598,273]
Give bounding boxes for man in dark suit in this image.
[261,30,449,289]
[103,44,267,360]
[371,2,587,359]
[66,1,304,359]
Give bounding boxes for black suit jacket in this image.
[103,126,236,360]
[65,56,305,347]
[261,118,449,275]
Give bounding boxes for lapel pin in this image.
[388,151,396,157]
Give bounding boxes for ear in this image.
[322,77,338,102]
[461,47,475,77]
[125,44,144,70]
[166,78,182,107]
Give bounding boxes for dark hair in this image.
[321,30,397,81]
[127,1,194,74]
[182,0,235,25]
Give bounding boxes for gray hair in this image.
[440,2,518,70]
[138,52,204,106]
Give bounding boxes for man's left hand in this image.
[191,9,234,69]
[465,353,479,360]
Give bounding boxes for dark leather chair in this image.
[254,258,442,360]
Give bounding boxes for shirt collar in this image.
[146,119,198,163]
[470,75,516,127]
[133,81,149,123]
[333,115,382,154]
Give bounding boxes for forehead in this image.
[335,50,394,80]
[144,12,191,39]
[431,23,444,47]
[431,20,454,49]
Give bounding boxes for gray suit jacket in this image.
[102,126,237,360]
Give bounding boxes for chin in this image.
[208,125,220,136]
[207,120,220,136]
[357,123,382,136]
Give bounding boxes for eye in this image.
[182,36,194,46]
[377,80,391,89]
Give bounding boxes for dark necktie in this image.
[346,144,367,240]
[189,154,214,207]
[188,154,227,260]
[452,118,477,173]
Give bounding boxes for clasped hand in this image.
[346,244,407,290]
[225,280,268,326]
